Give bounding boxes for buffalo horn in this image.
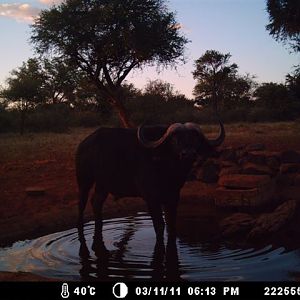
[184,121,225,147]
[207,119,225,147]
[137,123,185,148]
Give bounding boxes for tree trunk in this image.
[93,79,135,128]
[110,97,135,128]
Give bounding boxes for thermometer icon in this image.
[61,283,70,299]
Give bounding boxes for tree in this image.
[254,82,288,107]
[266,0,300,52]
[0,58,46,134]
[286,65,300,101]
[253,82,296,119]
[31,0,187,127]
[42,57,83,105]
[144,79,182,101]
[192,50,253,109]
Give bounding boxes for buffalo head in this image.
[137,120,225,162]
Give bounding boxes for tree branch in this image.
[116,61,138,86]
[103,64,115,89]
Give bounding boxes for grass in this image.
[1,121,300,164]
[0,128,94,163]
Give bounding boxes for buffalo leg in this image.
[78,186,91,230]
[147,201,165,243]
[91,189,108,240]
[164,195,179,242]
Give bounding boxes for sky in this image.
[0,0,299,98]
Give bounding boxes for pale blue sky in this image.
[0,0,299,98]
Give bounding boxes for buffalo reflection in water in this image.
[77,218,180,281]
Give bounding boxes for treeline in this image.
[0,53,299,134]
[0,78,299,134]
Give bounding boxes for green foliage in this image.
[125,94,195,124]
[42,57,83,104]
[266,0,300,52]
[0,58,48,134]
[122,80,199,124]
[0,110,18,133]
[254,82,288,106]
[26,104,71,132]
[144,79,179,100]
[1,58,46,108]
[254,81,300,121]
[31,0,188,127]
[286,65,300,101]
[0,57,299,133]
[192,50,254,110]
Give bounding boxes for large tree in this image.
[0,58,46,134]
[192,50,253,109]
[266,0,300,52]
[31,0,187,127]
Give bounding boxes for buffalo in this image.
[76,121,225,244]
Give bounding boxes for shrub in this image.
[26,104,71,132]
[0,109,18,133]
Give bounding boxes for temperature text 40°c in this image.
[74,286,96,296]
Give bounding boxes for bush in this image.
[26,104,71,132]
[70,110,119,127]
[126,94,203,125]
[0,109,18,133]
[71,111,102,127]
[0,93,299,134]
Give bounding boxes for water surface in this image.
[0,212,300,281]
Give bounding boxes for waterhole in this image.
[1,212,300,281]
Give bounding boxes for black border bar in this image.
[2,282,300,300]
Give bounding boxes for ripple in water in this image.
[0,212,300,281]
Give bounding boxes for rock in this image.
[248,200,297,239]
[220,213,255,237]
[280,163,300,174]
[215,183,275,208]
[266,156,280,171]
[34,159,56,165]
[281,150,300,164]
[219,166,241,177]
[241,163,273,176]
[198,160,220,183]
[238,157,247,165]
[235,147,248,160]
[218,174,272,189]
[277,174,297,186]
[220,161,237,168]
[279,187,300,202]
[25,186,46,196]
[219,161,241,176]
[220,200,297,239]
[244,151,266,165]
[246,143,266,152]
[294,174,300,186]
[220,148,237,162]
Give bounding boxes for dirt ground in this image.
[1,122,300,280]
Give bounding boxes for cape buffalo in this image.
[76,121,225,243]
